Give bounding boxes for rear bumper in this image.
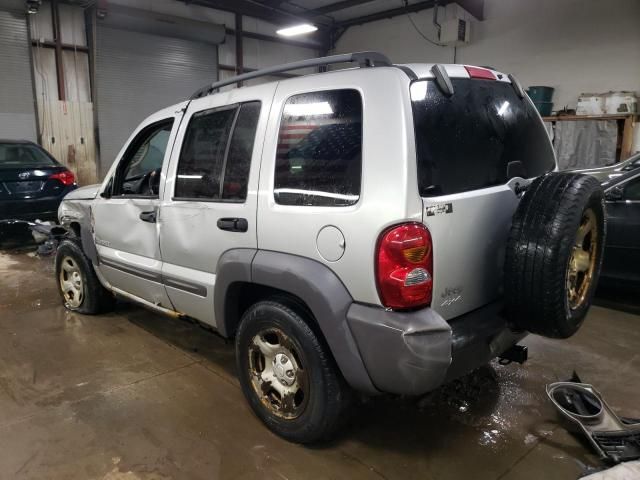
[346,300,525,395]
[0,196,65,221]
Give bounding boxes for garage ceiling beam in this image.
[336,0,445,27]
[184,0,327,27]
[308,0,376,16]
[334,0,484,27]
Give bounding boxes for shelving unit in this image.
[543,114,638,162]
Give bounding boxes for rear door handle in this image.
[139,210,157,223]
[217,217,248,232]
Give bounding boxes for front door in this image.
[159,84,275,326]
[94,106,183,307]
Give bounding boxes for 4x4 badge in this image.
[425,203,453,217]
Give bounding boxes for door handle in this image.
[139,210,157,223]
[217,217,248,232]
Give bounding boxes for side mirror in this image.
[605,186,624,202]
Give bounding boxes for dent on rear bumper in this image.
[347,301,525,396]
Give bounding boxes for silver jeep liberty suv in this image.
[56,52,606,443]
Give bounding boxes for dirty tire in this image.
[235,300,351,444]
[55,238,115,314]
[504,172,605,338]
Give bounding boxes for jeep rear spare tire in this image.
[505,172,605,338]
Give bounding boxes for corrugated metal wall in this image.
[95,26,219,176]
[0,7,37,141]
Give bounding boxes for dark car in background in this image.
[0,140,76,221]
[573,152,640,182]
[601,169,640,286]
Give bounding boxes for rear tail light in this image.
[376,223,433,309]
[465,66,496,80]
[50,170,75,186]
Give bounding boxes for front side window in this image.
[175,101,260,201]
[113,120,173,197]
[274,89,362,207]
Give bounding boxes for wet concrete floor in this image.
[0,249,639,479]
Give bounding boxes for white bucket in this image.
[576,94,605,115]
[604,91,637,114]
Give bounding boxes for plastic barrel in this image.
[527,86,554,103]
[533,101,553,116]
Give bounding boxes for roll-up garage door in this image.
[0,6,37,141]
[95,9,223,176]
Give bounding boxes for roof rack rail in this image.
[189,51,392,100]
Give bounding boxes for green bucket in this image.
[533,101,553,116]
[527,86,554,103]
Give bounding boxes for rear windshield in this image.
[411,78,555,196]
[0,144,57,168]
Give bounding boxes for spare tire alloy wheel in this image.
[248,328,309,419]
[505,173,606,339]
[59,256,84,308]
[567,208,598,310]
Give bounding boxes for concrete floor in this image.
[1,250,639,480]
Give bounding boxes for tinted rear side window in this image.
[411,78,555,196]
[274,89,362,206]
[175,108,236,199]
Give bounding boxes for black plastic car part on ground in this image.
[547,381,640,463]
[504,172,606,338]
[0,140,76,221]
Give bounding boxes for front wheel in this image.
[235,300,350,443]
[55,239,115,314]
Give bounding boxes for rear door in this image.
[159,83,275,326]
[93,105,184,307]
[410,73,556,319]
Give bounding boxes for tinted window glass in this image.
[0,144,57,167]
[175,108,236,199]
[274,89,362,206]
[222,102,261,201]
[411,79,555,196]
[115,120,173,196]
[624,177,640,201]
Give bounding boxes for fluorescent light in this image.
[276,23,318,37]
[497,100,510,116]
[284,102,333,116]
[410,81,428,101]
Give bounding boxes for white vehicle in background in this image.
[55,52,606,443]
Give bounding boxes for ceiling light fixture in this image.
[276,23,318,37]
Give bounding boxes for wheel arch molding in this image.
[214,249,378,394]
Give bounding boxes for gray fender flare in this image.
[214,249,378,395]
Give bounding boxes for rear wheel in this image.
[504,172,605,338]
[235,300,350,443]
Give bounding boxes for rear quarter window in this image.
[274,89,362,207]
